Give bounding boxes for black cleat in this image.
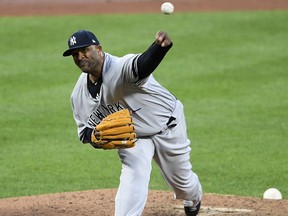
[184,201,201,216]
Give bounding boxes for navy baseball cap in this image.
[63,30,100,56]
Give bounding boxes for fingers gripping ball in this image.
[91,109,136,149]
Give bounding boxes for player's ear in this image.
[96,45,104,57]
[96,45,102,51]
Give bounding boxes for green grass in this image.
[0,10,287,199]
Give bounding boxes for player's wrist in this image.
[91,129,100,143]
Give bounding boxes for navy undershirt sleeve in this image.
[80,127,93,144]
[133,42,173,80]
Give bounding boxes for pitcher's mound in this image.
[0,189,287,215]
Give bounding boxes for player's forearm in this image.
[137,42,173,79]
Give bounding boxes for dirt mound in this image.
[0,189,287,215]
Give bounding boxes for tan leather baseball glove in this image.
[91,109,136,149]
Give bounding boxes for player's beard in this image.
[78,59,97,74]
[78,60,89,71]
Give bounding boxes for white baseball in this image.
[161,2,174,15]
[263,188,282,200]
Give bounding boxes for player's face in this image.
[72,45,103,76]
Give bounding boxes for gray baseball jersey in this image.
[71,52,177,140]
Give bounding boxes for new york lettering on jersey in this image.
[87,102,125,127]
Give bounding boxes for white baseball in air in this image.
[263,188,282,200]
[161,2,174,15]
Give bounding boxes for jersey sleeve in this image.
[70,73,98,144]
[120,54,142,84]
[71,98,87,142]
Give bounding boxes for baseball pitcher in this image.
[63,30,202,216]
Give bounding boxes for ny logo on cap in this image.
[70,36,77,46]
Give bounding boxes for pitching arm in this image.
[133,31,173,80]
